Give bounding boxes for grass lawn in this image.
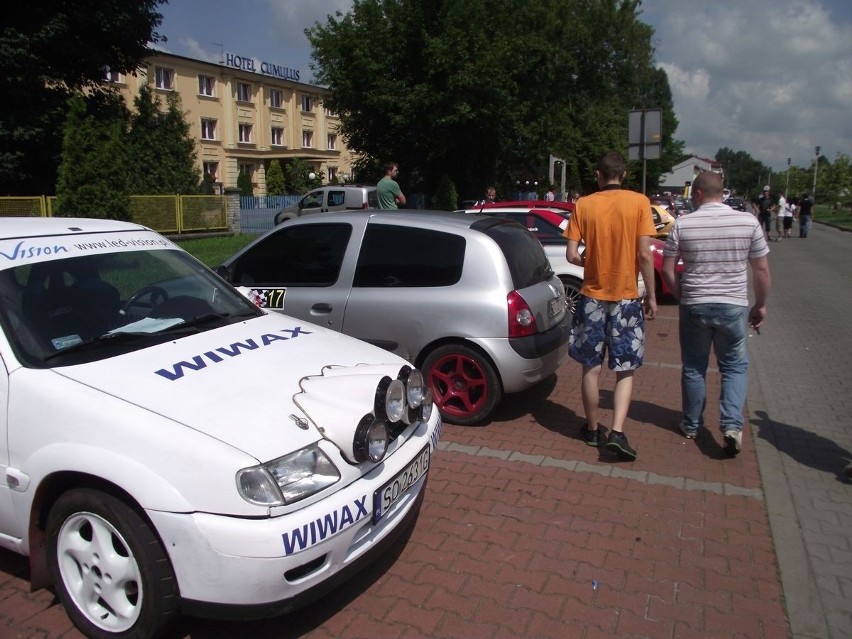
[815,205,852,230]
[175,234,256,268]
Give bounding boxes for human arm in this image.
[748,255,771,329]
[395,187,406,207]
[566,239,584,267]
[661,255,681,301]
[637,235,656,319]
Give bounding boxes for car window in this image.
[231,223,352,286]
[354,225,464,287]
[527,213,565,244]
[474,219,552,290]
[327,191,346,207]
[300,191,324,210]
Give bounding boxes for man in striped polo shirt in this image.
[661,171,771,456]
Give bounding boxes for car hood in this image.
[52,313,409,460]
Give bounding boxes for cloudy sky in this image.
[156,0,851,172]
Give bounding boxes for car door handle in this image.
[310,303,332,315]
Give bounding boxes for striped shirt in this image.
[663,202,769,306]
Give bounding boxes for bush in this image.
[432,174,458,211]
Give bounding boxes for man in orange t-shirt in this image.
[563,151,656,461]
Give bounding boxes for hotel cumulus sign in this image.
[223,51,300,82]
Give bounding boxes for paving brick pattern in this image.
[1,222,849,638]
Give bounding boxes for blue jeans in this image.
[679,304,749,433]
[799,215,811,237]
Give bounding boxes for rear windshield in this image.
[473,218,553,289]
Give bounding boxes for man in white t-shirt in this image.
[661,171,771,457]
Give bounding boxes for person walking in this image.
[778,195,794,239]
[753,186,774,240]
[563,150,657,461]
[662,171,771,457]
[797,193,814,238]
[376,161,406,210]
[545,185,556,202]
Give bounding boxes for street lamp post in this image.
[785,157,791,199]
[812,146,820,203]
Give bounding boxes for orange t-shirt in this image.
[563,188,655,301]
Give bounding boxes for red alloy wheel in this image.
[423,344,501,425]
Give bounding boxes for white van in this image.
[274,185,377,224]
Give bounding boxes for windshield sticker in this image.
[0,234,172,267]
[281,495,368,555]
[154,326,313,381]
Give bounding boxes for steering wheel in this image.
[122,286,169,314]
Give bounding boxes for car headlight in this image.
[236,444,340,506]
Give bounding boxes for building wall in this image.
[111,51,354,195]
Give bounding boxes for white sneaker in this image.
[723,430,742,456]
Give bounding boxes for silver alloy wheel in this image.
[55,511,143,633]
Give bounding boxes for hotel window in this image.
[200,119,217,141]
[237,82,251,102]
[271,127,284,147]
[239,124,253,143]
[155,66,174,90]
[327,133,337,151]
[203,162,219,181]
[324,105,337,118]
[302,130,313,148]
[328,167,338,183]
[301,95,314,112]
[239,163,254,180]
[198,75,215,97]
[269,89,283,108]
[104,68,122,83]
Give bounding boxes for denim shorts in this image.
[569,296,645,370]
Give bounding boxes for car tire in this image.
[422,344,502,426]
[559,276,583,316]
[46,488,180,639]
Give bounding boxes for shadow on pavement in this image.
[752,409,852,483]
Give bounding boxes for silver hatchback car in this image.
[218,210,570,425]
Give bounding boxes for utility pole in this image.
[812,145,821,203]
[785,157,791,199]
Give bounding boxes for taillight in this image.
[361,202,369,209]
[507,291,537,337]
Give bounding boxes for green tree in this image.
[126,86,199,194]
[1,0,166,194]
[237,171,254,197]
[266,159,286,195]
[307,0,681,201]
[55,94,131,220]
[283,158,321,194]
[432,174,458,210]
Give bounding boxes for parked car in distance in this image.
[465,199,575,218]
[652,204,676,237]
[650,236,684,297]
[0,217,440,638]
[724,196,747,212]
[218,210,571,426]
[650,194,678,217]
[274,185,377,224]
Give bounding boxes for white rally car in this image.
[0,218,441,638]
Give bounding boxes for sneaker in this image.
[605,431,637,461]
[723,429,742,456]
[580,424,599,447]
[679,424,698,439]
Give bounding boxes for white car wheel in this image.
[46,489,179,638]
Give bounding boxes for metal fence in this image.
[0,195,227,234]
[240,194,299,210]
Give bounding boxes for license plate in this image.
[548,296,561,317]
[373,445,430,524]
[250,288,286,309]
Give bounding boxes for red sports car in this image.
[649,237,683,297]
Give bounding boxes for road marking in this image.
[436,441,763,500]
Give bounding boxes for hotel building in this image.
[109,50,355,195]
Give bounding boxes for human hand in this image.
[643,296,657,320]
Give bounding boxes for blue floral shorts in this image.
[569,296,646,370]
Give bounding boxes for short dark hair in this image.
[383,161,398,174]
[596,151,626,181]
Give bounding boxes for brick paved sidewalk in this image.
[0,303,789,638]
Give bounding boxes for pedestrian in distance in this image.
[797,193,814,237]
[662,171,771,457]
[779,196,794,238]
[545,185,556,202]
[753,185,774,241]
[563,150,657,461]
[478,186,497,205]
[376,161,406,210]
[775,191,787,241]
